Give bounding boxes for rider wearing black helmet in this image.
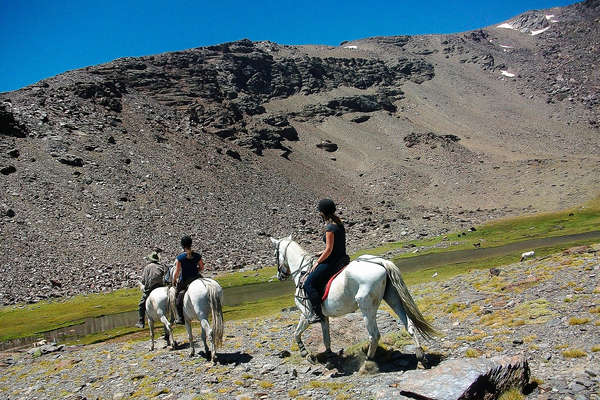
[173,235,205,324]
[304,198,349,323]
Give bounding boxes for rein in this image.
[275,240,316,309]
[276,241,314,282]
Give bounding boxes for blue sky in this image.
[0,0,578,93]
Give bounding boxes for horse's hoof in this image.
[306,354,317,365]
[359,360,379,375]
[415,347,425,362]
[189,353,195,358]
[361,344,370,355]
[300,349,308,358]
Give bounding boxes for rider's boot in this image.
[307,302,325,324]
[136,304,145,328]
[175,291,185,324]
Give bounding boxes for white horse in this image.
[271,236,436,364]
[138,284,177,351]
[168,277,224,361]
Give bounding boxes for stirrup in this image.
[307,313,323,324]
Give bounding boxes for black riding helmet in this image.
[318,198,336,216]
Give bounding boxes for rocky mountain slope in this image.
[1,1,599,304]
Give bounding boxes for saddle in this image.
[321,266,347,301]
[321,255,351,301]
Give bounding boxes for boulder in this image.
[0,165,16,175]
[379,355,529,400]
[316,140,338,152]
[58,154,84,167]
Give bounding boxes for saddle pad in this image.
[321,266,348,301]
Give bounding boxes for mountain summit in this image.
[0,1,599,304]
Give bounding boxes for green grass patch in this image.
[223,294,294,321]
[0,287,140,342]
[354,195,600,260]
[214,266,278,288]
[65,326,142,346]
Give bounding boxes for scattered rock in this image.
[316,140,338,152]
[58,154,84,167]
[0,165,16,175]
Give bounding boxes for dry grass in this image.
[457,333,487,342]
[562,348,587,358]
[258,381,274,389]
[522,335,537,343]
[479,299,553,329]
[465,348,482,358]
[568,317,590,325]
[498,388,525,400]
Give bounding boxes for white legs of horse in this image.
[142,286,177,351]
[169,278,224,362]
[272,237,436,366]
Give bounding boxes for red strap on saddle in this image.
[322,265,347,301]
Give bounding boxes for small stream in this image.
[2,230,599,351]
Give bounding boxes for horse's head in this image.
[270,235,293,281]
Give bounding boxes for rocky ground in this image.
[1,1,599,306]
[1,244,598,399]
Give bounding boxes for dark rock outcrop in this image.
[404,132,461,148]
[382,355,530,400]
[0,103,28,138]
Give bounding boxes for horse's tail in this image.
[204,279,224,349]
[381,259,438,340]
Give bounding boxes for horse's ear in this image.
[287,234,293,241]
[270,237,278,244]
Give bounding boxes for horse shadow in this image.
[214,351,253,366]
[172,342,252,365]
[313,346,444,376]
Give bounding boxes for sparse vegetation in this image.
[568,317,590,325]
[562,348,587,358]
[258,381,274,389]
[498,387,525,400]
[457,333,487,342]
[465,348,482,358]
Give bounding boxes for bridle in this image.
[275,239,313,282]
[275,239,293,280]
